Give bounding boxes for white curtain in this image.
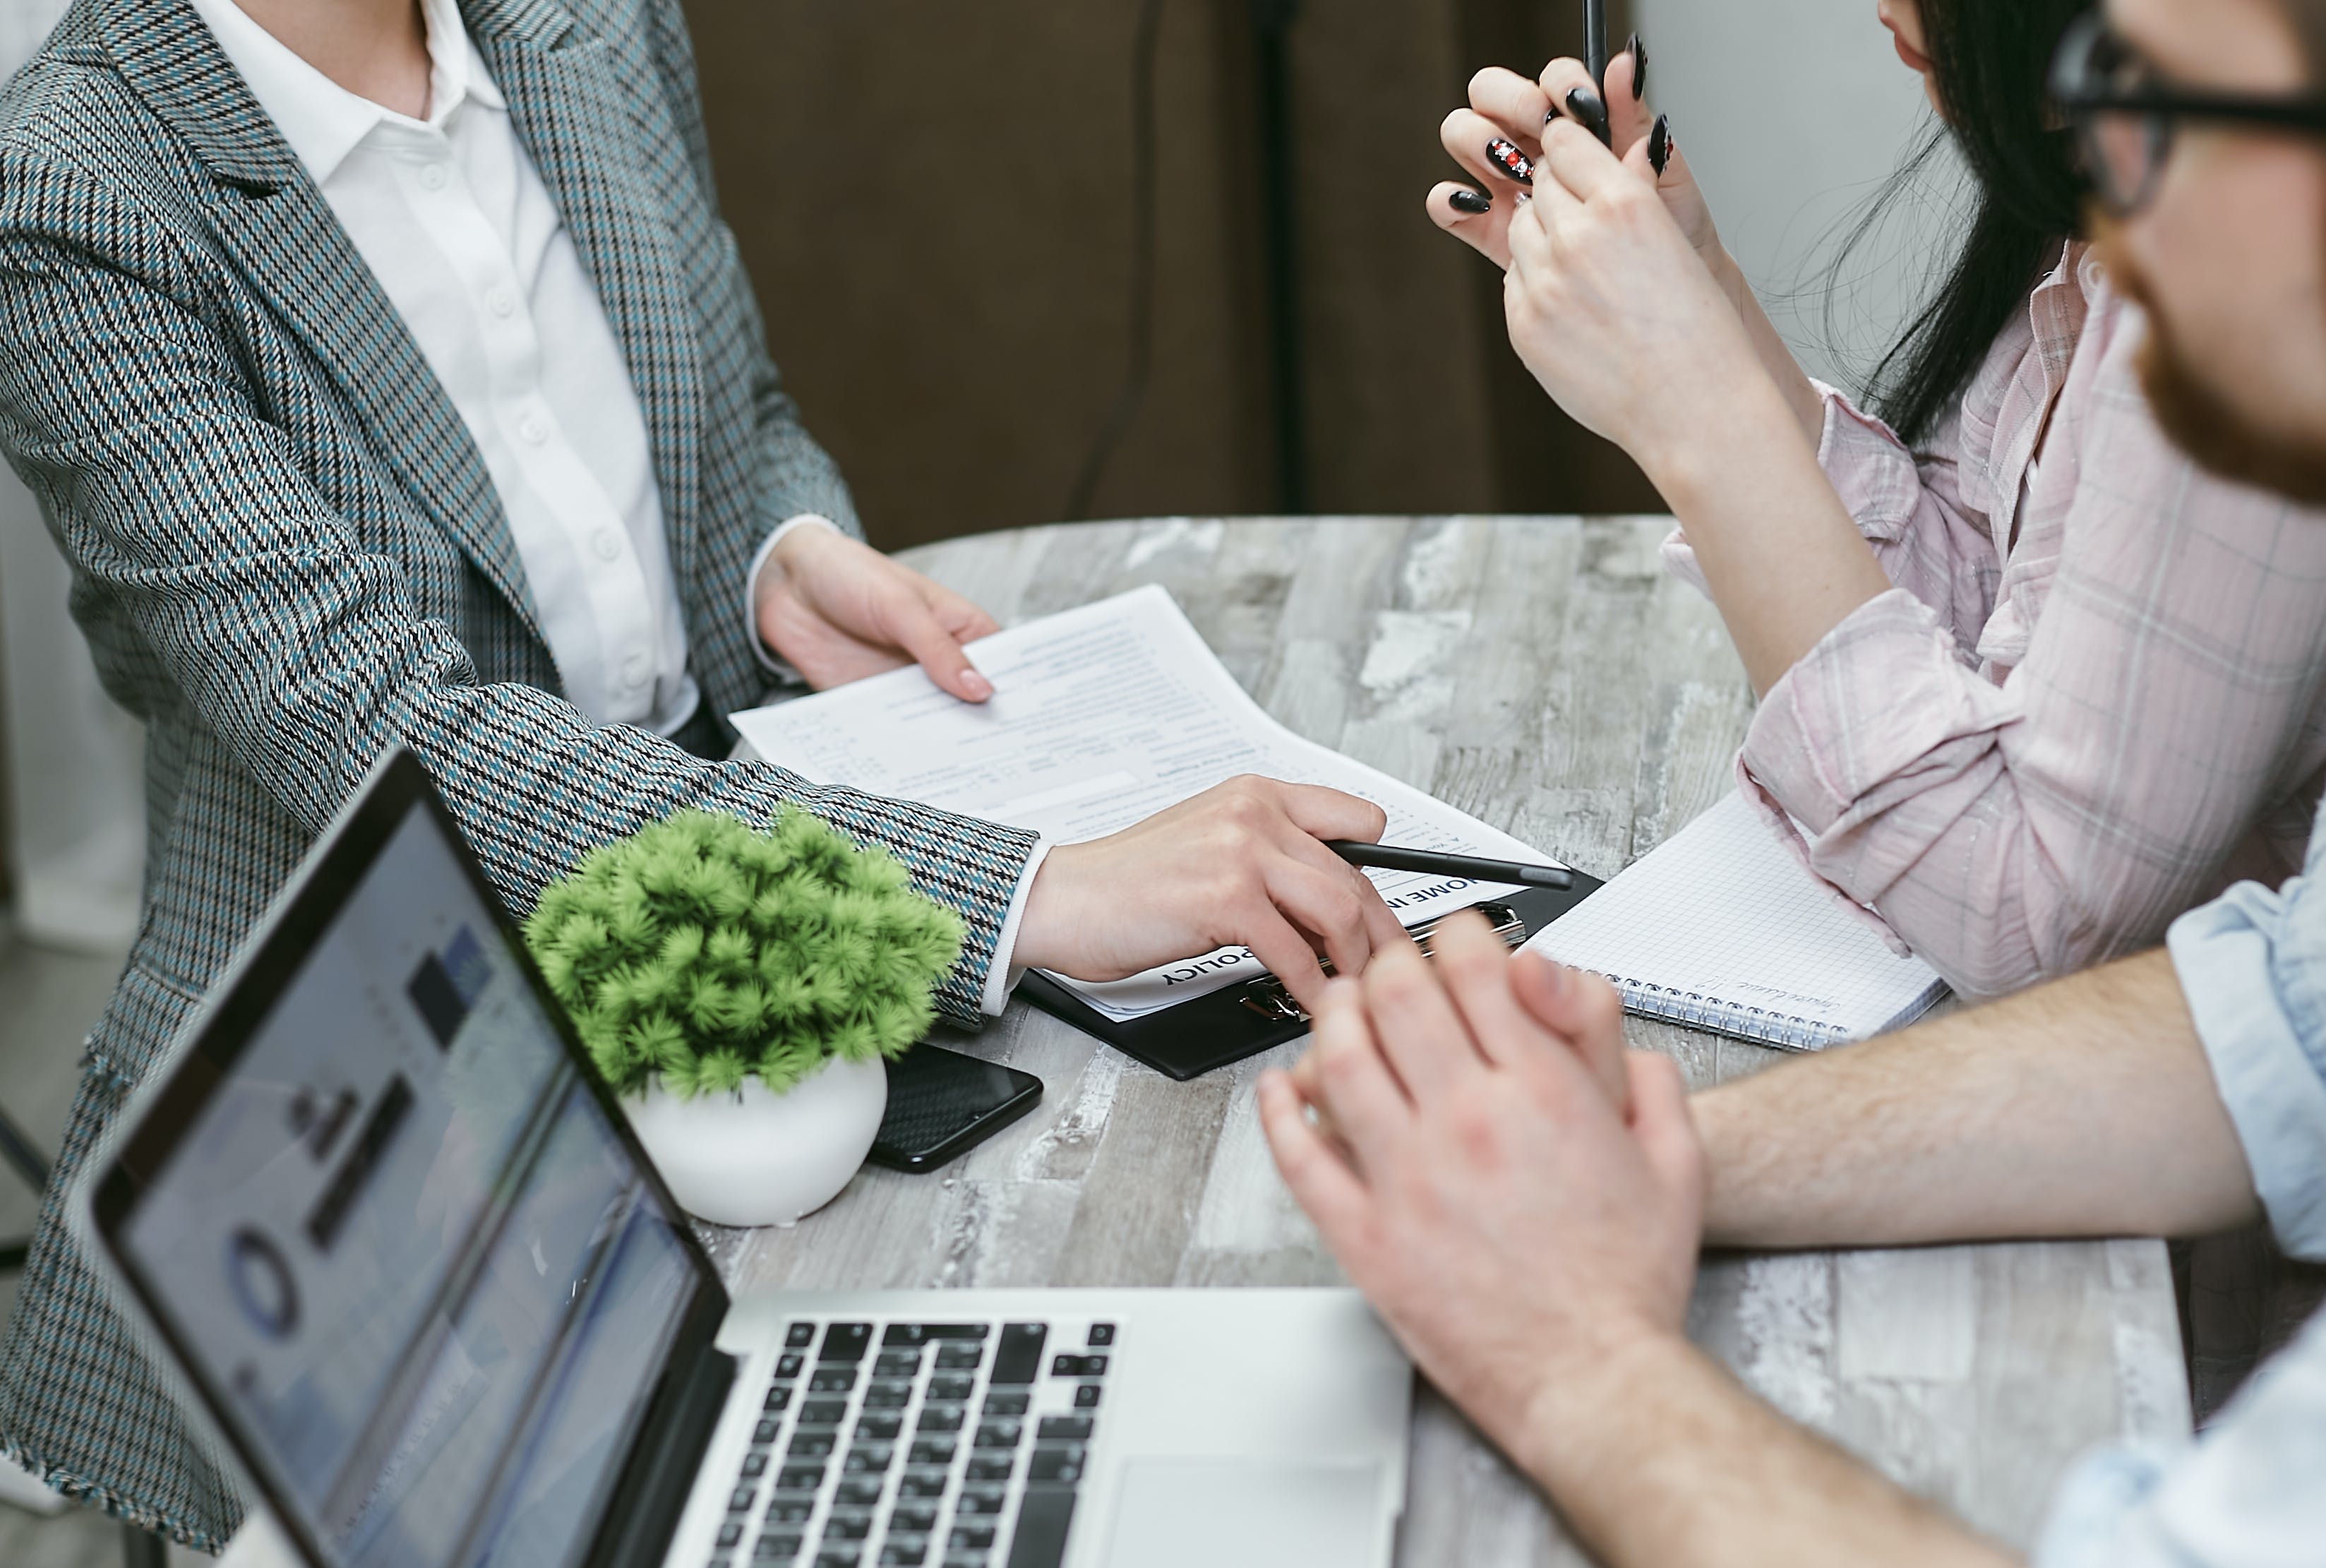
[1,0,143,952]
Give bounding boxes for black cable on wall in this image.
[1065,0,1168,522]
[1249,0,1308,515]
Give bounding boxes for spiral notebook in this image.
[1525,793,1948,1051]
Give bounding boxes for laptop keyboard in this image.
[709,1317,1114,1568]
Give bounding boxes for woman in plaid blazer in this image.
[0,0,1403,1545]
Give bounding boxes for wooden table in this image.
[222,515,2190,1567]
[728,516,2193,1560]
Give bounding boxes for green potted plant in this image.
[525,807,963,1226]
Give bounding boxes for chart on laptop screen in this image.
[118,804,696,1568]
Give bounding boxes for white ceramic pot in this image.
[621,1053,887,1228]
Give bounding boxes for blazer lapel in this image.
[464,0,707,587]
[97,0,547,645]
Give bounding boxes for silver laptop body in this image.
[80,750,1410,1568]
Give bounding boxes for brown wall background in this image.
[685,0,1652,553]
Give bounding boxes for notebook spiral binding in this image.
[1592,975,1851,1053]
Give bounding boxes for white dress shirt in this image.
[191,0,712,731]
[190,0,1041,1011]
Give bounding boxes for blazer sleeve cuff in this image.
[981,839,1053,1016]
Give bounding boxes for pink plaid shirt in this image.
[1666,244,2326,998]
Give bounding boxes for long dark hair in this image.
[1850,0,2090,444]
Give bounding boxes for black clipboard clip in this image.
[1014,876,1603,1081]
[1235,900,1535,1024]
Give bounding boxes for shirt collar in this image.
[2023,238,2093,378]
[186,0,508,186]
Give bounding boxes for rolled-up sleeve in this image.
[2167,874,2326,1261]
[1734,587,2020,963]
[2025,737,2326,1566]
[1723,322,2326,1000]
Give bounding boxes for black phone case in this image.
[868,1049,1044,1171]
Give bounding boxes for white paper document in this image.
[730,585,1561,1022]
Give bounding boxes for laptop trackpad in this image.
[1103,1459,1386,1568]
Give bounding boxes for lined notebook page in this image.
[1525,794,1948,1050]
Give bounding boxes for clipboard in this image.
[1016,875,1605,1081]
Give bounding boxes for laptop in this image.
[78,749,1411,1568]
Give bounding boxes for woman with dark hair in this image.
[1431,3,2326,999]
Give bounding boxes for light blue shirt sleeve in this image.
[2035,1308,2326,1567]
[2032,818,2326,1567]
[2165,864,2326,1261]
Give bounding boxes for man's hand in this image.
[1288,927,1635,1123]
[1264,916,2027,1568]
[754,525,1000,702]
[1258,915,1704,1474]
[1012,776,1410,1014]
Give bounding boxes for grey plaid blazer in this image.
[0,0,1038,1545]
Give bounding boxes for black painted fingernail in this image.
[1449,187,1492,215]
[1648,113,1672,176]
[1628,32,1647,100]
[1566,85,1611,146]
[1486,138,1534,185]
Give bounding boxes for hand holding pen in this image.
[1429,38,1653,249]
[1429,41,1715,275]
[1583,0,1611,128]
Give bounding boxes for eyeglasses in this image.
[2049,11,2326,216]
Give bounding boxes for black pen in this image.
[1572,0,1612,146]
[1326,842,1575,891]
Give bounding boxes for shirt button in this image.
[487,287,515,318]
[517,414,546,445]
[419,163,448,191]
[593,530,622,562]
[623,653,651,688]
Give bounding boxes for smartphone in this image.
[868,1045,1043,1172]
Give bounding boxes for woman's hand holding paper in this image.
[755,522,1002,702]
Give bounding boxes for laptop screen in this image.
[100,773,713,1568]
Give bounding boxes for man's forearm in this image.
[1523,1331,2011,1568]
[1695,949,2261,1250]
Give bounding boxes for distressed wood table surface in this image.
[215,515,2190,1568]
[707,515,2194,1563]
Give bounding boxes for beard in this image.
[2099,227,2326,505]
